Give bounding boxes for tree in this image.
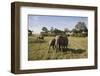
[74,22,88,33]
[71,29,78,33]
[50,27,54,33]
[64,28,70,33]
[71,22,88,37]
[53,28,64,35]
[28,30,32,36]
[42,27,48,33]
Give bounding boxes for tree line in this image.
[41,22,88,37]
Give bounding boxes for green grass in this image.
[28,36,88,60]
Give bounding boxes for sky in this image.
[28,15,88,34]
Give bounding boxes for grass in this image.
[28,36,88,60]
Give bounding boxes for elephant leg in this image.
[52,46,54,49]
[61,46,63,51]
[48,46,50,51]
[57,45,59,51]
[55,45,57,52]
[59,44,61,51]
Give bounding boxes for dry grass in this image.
[28,36,88,60]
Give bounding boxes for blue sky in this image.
[28,15,88,34]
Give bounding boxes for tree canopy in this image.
[72,22,88,33]
[42,27,48,33]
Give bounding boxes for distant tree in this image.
[75,22,88,33]
[42,27,48,33]
[71,29,78,33]
[50,27,54,33]
[64,28,70,33]
[28,30,32,36]
[71,22,88,37]
[53,28,64,35]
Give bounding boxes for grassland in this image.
[28,36,88,60]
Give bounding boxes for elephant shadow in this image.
[62,48,86,54]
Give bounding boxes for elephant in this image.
[48,38,56,50]
[55,35,68,51]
